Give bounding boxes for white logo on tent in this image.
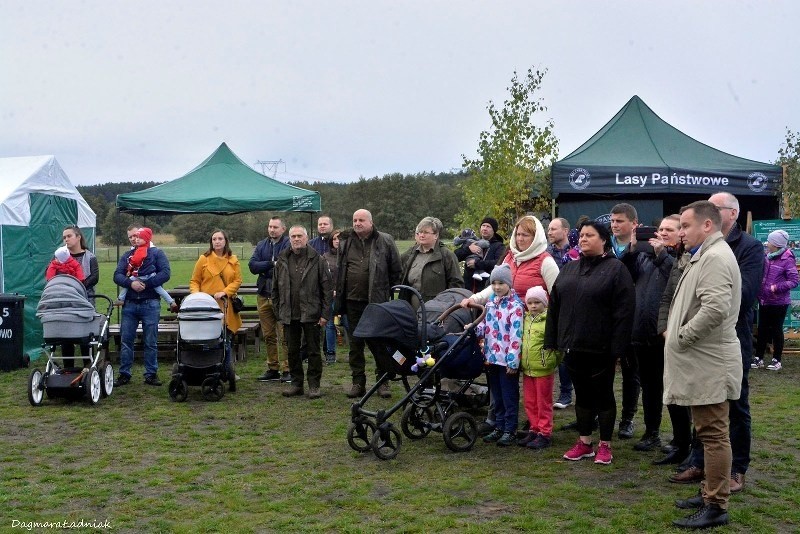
[569,168,591,190]
[747,172,768,193]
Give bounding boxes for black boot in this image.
[653,447,690,465]
[672,503,729,529]
[675,491,704,510]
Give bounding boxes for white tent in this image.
[0,155,96,358]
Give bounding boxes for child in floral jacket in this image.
[473,263,524,447]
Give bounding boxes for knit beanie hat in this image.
[54,246,70,264]
[767,229,789,249]
[481,217,499,233]
[489,263,512,287]
[525,285,548,306]
[136,227,153,244]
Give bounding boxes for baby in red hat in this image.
[117,228,178,311]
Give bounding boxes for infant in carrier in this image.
[117,227,179,312]
[46,246,85,281]
[453,228,490,281]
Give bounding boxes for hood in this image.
[509,215,549,263]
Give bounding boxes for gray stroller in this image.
[30,274,115,406]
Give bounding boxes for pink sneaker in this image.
[563,439,595,461]
[594,442,613,464]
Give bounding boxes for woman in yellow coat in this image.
[189,229,243,356]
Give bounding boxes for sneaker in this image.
[346,383,366,398]
[257,370,281,382]
[325,353,337,364]
[517,431,537,446]
[618,419,635,439]
[377,382,392,399]
[113,374,131,387]
[633,432,662,452]
[751,357,764,369]
[280,372,292,383]
[553,396,573,409]
[483,429,503,443]
[144,375,162,386]
[563,439,595,461]
[594,442,613,464]
[766,359,782,371]
[496,431,516,447]
[729,472,745,493]
[527,434,552,450]
[478,421,495,436]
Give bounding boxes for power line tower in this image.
[255,159,285,178]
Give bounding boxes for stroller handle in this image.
[437,302,486,331]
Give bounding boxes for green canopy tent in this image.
[551,96,783,225]
[0,155,96,360]
[116,142,321,215]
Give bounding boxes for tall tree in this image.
[777,128,800,218]
[459,67,559,235]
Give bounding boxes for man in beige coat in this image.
[664,201,742,530]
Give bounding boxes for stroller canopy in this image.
[353,299,420,349]
[36,275,94,322]
[419,288,478,333]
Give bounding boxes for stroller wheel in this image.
[168,379,189,402]
[442,411,478,452]
[370,423,402,460]
[400,404,434,440]
[347,419,377,453]
[100,362,114,397]
[85,368,102,405]
[28,369,45,406]
[201,377,225,401]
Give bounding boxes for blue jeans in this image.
[487,365,519,434]
[557,361,573,400]
[325,314,348,355]
[119,298,161,378]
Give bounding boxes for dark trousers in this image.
[346,300,389,387]
[61,342,91,368]
[756,304,789,362]
[635,337,665,435]
[667,403,693,450]
[620,347,640,422]
[557,361,573,399]
[690,321,752,474]
[284,321,322,389]
[566,351,617,442]
[487,365,519,434]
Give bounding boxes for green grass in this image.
[5,240,797,532]
[3,344,800,532]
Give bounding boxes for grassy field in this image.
[3,242,798,532]
[3,340,800,531]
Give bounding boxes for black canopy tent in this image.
[551,96,783,225]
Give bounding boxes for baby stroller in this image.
[347,285,486,460]
[168,292,235,402]
[30,275,115,406]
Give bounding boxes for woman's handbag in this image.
[231,295,245,313]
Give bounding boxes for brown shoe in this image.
[730,472,745,493]
[282,385,304,397]
[669,465,704,484]
[308,387,321,399]
[377,382,391,399]
[346,383,366,398]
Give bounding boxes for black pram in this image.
[346,285,487,460]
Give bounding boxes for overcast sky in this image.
[2,1,798,186]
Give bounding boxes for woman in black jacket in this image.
[544,220,635,465]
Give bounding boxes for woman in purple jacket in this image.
[753,230,799,371]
